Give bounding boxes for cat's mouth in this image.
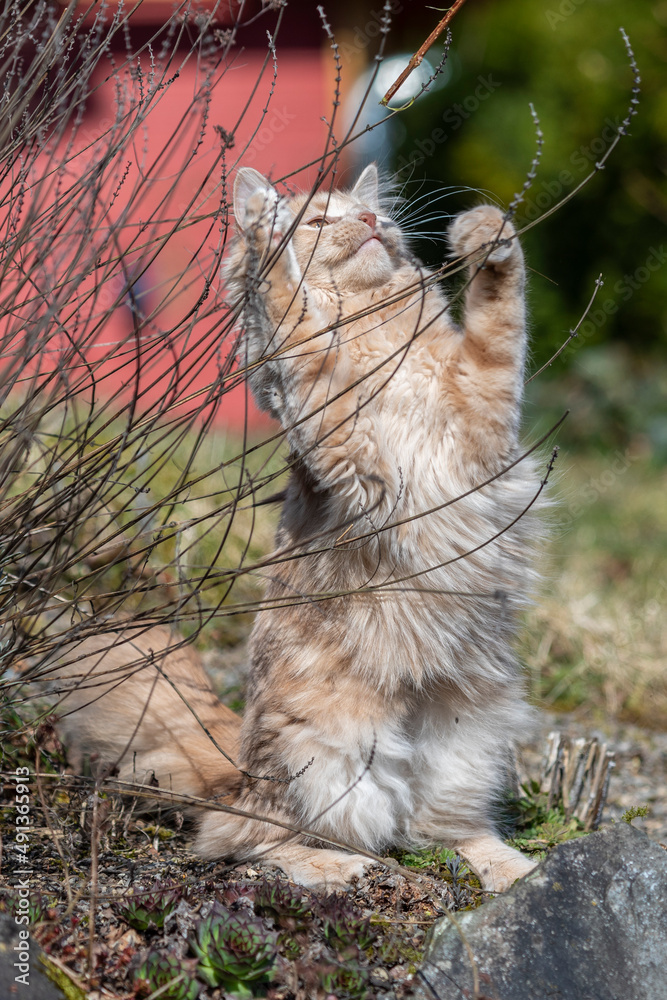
[357,235,383,251]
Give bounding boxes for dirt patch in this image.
[1,710,664,999]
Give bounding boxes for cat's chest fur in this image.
[283,290,530,597]
[327,278,462,484]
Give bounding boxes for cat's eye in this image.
[307,217,330,229]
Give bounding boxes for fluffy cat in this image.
[53,164,540,892]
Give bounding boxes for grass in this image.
[520,448,667,726]
[505,779,585,854]
[2,411,286,654]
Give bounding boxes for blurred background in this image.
[4,0,665,729]
[329,0,667,461]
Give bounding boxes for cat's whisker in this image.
[390,186,504,231]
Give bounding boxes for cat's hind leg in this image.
[455,833,536,893]
[195,805,371,891]
[194,761,376,891]
[409,693,537,893]
[194,671,412,890]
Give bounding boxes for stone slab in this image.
[414,824,667,1000]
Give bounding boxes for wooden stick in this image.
[538,732,615,831]
[380,0,469,107]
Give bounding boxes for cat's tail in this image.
[46,625,243,806]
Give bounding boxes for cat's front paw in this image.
[243,188,293,250]
[456,835,537,893]
[448,205,518,268]
[267,845,372,891]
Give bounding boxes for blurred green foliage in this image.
[388,0,666,453]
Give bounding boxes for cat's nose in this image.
[358,210,377,231]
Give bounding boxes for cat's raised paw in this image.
[448,205,518,268]
[242,188,293,249]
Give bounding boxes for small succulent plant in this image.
[319,897,377,953]
[317,959,371,999]
[190,903,278,997]
[3,892,53,925]
[444,855,467,881]
[216,882,254,908]
[133,950,199,1000]
[116,883,181,933]
[444,855,470,908]
[253,878,312,930]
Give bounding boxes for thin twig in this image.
[33,750,74,907]
[380,0,469,106]
[526,275,604,383]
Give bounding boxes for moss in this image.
[144,823,176,842]
[621,805,650,824]
[39,956,88,1000]
[506,780,588,852]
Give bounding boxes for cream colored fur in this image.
[52,165,543,893]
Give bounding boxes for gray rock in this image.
[0,913,66,999]
[414,824,667,1000]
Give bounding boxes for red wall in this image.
[6,44,329,433]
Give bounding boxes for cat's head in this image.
[232,164,407,292]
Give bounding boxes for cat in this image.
[53,163,541,892]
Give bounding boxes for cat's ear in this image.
[350,163,380,212]
[233,167,276,229]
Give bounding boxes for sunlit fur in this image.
[54,165,543,892]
